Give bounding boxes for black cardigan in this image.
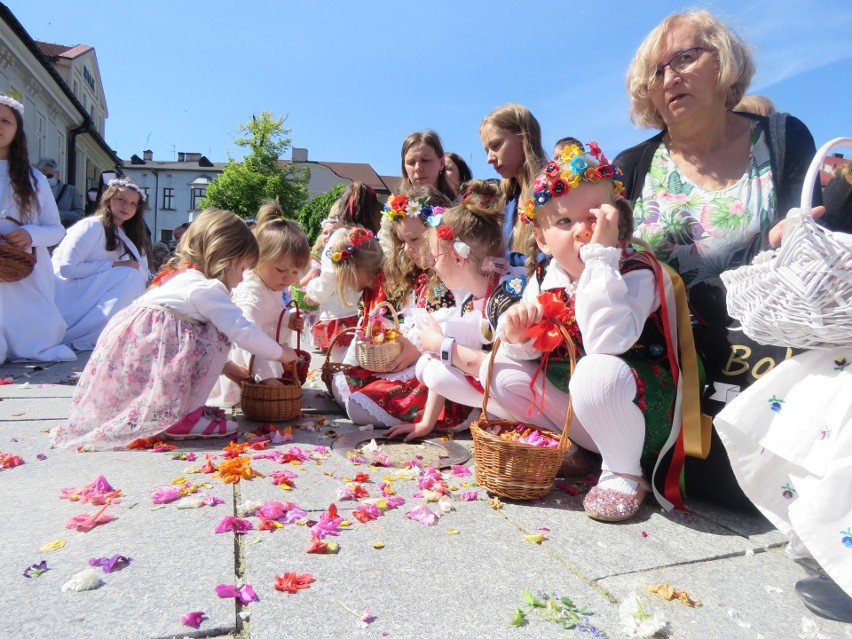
[613,112,823,242]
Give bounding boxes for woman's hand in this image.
[503,301,543,344]
[769,206,825,247]
[385,420,435,442]
[279,346,298,364]
[222,361,250,384]
[386,336,421,372]
[113,260,140,269]
[289,313,305,332]
[589,204,621,247]
[1,228,33,251]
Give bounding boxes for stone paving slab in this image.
[0,397,72,420]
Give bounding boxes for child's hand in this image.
[386,336,420,372]
[589,204,621,248]
[222,361,250,384]
[385,420,435,442]
[418,324,445,354]
[302,295,318,307]
[113,260,140,269]
[278,346,298,364]
[2,228,32,251]
[503,301,543,344]
[289,313,305,332]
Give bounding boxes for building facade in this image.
[0,5,120,195]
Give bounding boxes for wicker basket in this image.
[0,215,36,283]
[355,301,403,373]
[284,300,311,384]
[240,358,302,422]
[321,326,357,393]
[470,328,577,501]
[721,137,852,349]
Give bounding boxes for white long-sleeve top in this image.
[496,244,660,360]
[52,215,151,280]
[141,269,284,362]
[304,227,360,320]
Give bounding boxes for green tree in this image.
[298,182,346,244]
[199,112,308,218]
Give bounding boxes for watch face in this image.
[441,350,449,361]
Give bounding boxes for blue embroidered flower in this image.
[768,395,784,412]
[507,276,526,296]
[834,357,849,372]
[841,528,852,549]
[649,344,664,358]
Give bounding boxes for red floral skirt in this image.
[311,316,358,350]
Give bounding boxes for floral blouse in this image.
[633,123,775,288]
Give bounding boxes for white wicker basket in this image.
[721,137,852,349]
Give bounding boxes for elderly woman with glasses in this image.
[613,9,824,508]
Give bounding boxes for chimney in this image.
[292,147,308,162]
[185,152,202,163]
[832,152,845,159]
[143,149,153,161]
[178,152,185,162]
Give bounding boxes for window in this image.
[163,187,175,210]
[190,187,206,210]
[142,186,150,201]
[36,113,45,162]
[160,229,173,244]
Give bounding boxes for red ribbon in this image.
[523,292,573,416]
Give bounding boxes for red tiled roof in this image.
[820,155,851,185]
[34,41,75,58]
[380,175,404,192]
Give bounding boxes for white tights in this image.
[417,354,512,419]
[484,352,646,494]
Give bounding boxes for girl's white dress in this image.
[208,270,295,407]
[50,269,284,450]
[0,163,75,363]
[52,215,151,351]
[715,349,852,598]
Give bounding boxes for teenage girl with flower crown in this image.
[385,180,525,441]
[305,182,380,359]
[50,209,298,450]
[486,143,703,522]
[208,199,310,408]
[52,178,152,351]
[0,92,75,364]
[331,186,473,429]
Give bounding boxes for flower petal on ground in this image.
[214,516,254,535]
[180,611,206,629]
[406,504,438,526]
[61,568,104,592]
[65,504,116,532]
[88,554,131,573]
[274,572,314,594]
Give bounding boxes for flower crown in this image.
[108,178,147,202]
[0,91,24,116]
[426,212,473,260]
[326,228,374,263]
[382,194,445,224]
[521,141,625,224]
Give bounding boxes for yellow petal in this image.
[373,541,385,549]
[278,484,293,491]
[40,539,66,552]
[325,542,340,554]
[339,520,352,527]
[489,497,503,510]
[524,533,545,544]
[447,528,460,535]
[171,476,187,485]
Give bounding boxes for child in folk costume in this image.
[52,178,152,351]
[332,187,472,429]
[0,92,75,363]
[50,209,298,450]
[305,182,380,357]
[208,200,310,408]
[386,180,524,441]
[486,143,703,522]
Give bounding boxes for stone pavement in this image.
[1,355,851,639]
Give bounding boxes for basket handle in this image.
[284,299,302,352]
[363,300,401,339]
[800,137,852,211]
[324,326,359,366]
[480,323,577,453]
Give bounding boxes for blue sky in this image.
[8,0,852,182]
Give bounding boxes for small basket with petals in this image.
[321,327,356,393]
[354,301,403,373]
[470,325,576,501]
[0,214,36,283]
[721,137,852,349]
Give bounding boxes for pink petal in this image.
[65,504,116,532]
[215,584,240,599]
[451,465,472,477]
[238,584,258,604]
[459,491,479,501]
[406,504,438,526]
[180,611,206,628]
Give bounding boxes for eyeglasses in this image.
[648,46,711,89]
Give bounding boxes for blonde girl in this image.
[0,92,74,363]
[52,178,152,351]
[209,199,310,407]
[305,182,380,353]
[486,143,699,522]
[480,103,548,261]
[51,209,297,450]
[386,180,524,441]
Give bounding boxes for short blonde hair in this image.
[627,10,755,130]
[253,199,310,268]
[327,227,384,307]
[169,208,259,290]
[734,94,776,117]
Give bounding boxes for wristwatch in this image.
[440,337,455,367]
